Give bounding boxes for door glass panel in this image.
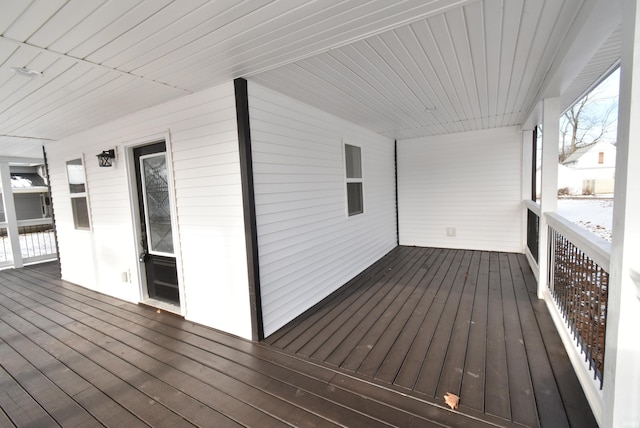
[141,153,174,254]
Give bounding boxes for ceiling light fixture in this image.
[10,67,43,78]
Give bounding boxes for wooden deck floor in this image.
[266,246,598,428]
[0,258,532,428]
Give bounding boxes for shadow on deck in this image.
[265,246,598,428]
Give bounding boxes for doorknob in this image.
[139,251,148,262]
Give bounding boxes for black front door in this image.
[134,142,180,304]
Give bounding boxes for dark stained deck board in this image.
[0,317,148,428]
[499,253,538,427]
[0,272,370,428]
[508,253,570,428]
[516,255,599,428]
[0,328,103,427]
[394,249,466,389]
[356,248,447,378]
[459,251,490,413]
[484,252,511,420]
[0,287,233,427]
[374,248,457,383]
[2,249,598,428]
[327,247,434,369]
[0,260,516,428]
[414,249,474,396]
[265,247,410,350]
[434,250,481,400]
[302,246,423,361]
[0,352,62,427]
[267,247,599,428]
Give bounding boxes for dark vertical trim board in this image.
[42,146,61,275]
[234,78,264,341]
[394,140,399,245]
[531,127,537,201]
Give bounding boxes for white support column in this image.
[602,2,640,427]
[521,129,533,251]
[0,162,23,268]
[537,98,560,298]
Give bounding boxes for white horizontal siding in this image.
[45,81,253,339]
[248,82,397,337]
[398,127,522,252]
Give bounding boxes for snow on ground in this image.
[557,198,613,242]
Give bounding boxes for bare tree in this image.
[559,88,618,162]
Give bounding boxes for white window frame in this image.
[66,157,91,230]
[344,142,364,217]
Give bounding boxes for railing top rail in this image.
[524,199,541,216]
[16,218,53,227]
[545,212,611,271]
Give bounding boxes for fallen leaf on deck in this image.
[444,392,460,410]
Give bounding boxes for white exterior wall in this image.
[45,82,253,339]
[397,126,522,252]
[248,82,397,337]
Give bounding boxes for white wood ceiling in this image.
[0,0,622,159]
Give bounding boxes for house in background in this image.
[0,163,56,268]
[563,141,617,194]
[0,1,638,426]
[0,165,51,222]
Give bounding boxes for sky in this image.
[565,67,620,145]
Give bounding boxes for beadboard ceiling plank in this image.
[298,54,415,131]
[100,0,257,71]
[64,0,174,59]
[327,42,426,129]
[1,66,112,133]
[0,2,32,35]
[2,0,68,42]
[517,0,579,115]
[149,0,474,89]
[428,12,475,128]
[411,19,468,130]
[360,36,441,130]
[391,25,459,131]
[26,0,107,48]
[84,0,210,65]
[495,0,523,127]
[445,6,482,123]
[0,0,623,155]
[502,0,544,120]
[45,0,144,54]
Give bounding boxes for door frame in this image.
[122,130,185,315]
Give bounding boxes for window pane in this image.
[142,154,174,254]
[66,159,86,194]
[345,144,362,178]
[71,197,90,229]
[347,182,363,216]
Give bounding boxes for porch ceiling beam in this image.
[0,156,44,165]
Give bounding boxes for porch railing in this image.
[525,200,540,264]
[546,213,610,389]
[0,218,57,267]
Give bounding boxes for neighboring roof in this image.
[562,141,616,164]
[10,173,47,189]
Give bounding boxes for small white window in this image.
[344,143,363,216]
[66,158,90,230]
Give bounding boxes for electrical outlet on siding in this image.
[121,270,131,282]
[446,227,456,237]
